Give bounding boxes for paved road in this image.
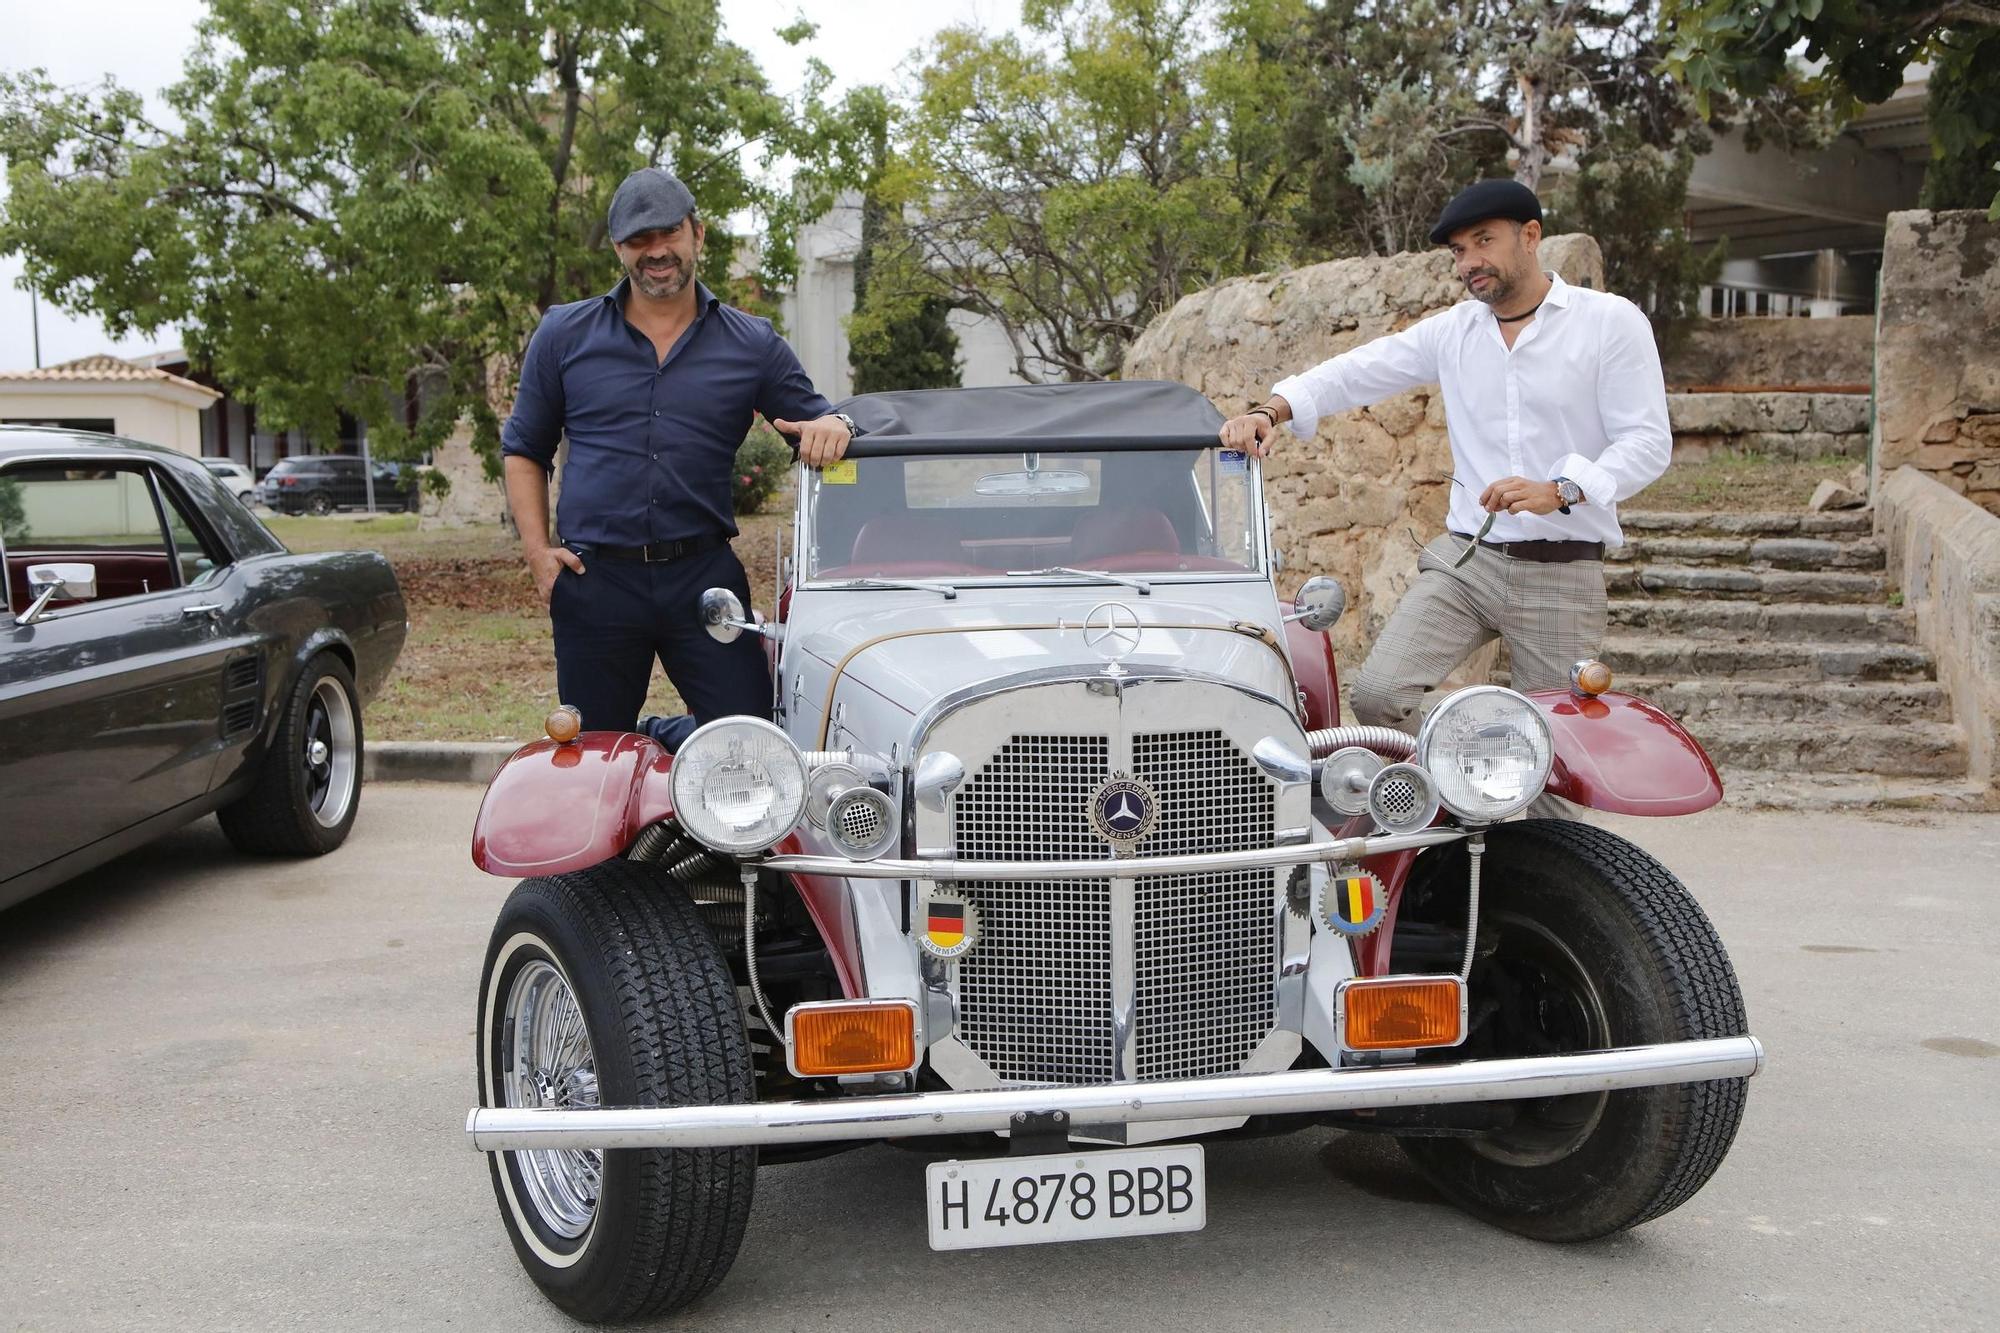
[2,787,1995,1332]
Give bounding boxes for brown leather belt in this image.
[1450,533,1605,563]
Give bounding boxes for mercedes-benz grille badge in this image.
[1083,600,1143,673]
[1088,771,1159,852]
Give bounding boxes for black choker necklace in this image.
[1494,301,1543,324]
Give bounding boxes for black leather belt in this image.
[588,533,728,563]
[1450,533,1605,563]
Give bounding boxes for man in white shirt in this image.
[1219,179,1671,730]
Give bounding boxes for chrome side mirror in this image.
[697,586,778,644]
[1285,576,1345,632]
[15,563,98,627]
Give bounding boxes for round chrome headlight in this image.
[669,718,808,854]
[1416,686,1554,822]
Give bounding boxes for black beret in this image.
[1429,179,1543,245]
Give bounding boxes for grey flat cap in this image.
[607,168,697,243]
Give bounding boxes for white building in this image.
[0,354,219,452]
[778,193,1035,402]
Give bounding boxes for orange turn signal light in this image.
[545,704,582,744]
[1340,975,1465,1051]
[1569,658,1614,698]
[785,1000,918,1077]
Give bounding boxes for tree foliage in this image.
[847,127,960,394]
[1662,0,2000,213]
[878,0,1303,382]
[0,0,886,465]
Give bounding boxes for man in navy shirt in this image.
[501,168,854,748]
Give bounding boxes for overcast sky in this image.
[0,0,1023,372]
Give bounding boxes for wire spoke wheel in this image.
[504,960,603,1239]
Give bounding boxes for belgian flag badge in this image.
[1315,867,1387,937]
[917,889,980,959]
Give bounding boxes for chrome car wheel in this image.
[503,960,602,1240]
[302,675,358,829]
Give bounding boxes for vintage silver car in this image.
[464,382,1761,1322]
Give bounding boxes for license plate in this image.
[925,1145,1205,1251]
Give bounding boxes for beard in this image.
[1464,263,1518,306]
[629,253,693,300]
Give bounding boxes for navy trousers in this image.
[548,542,771,746]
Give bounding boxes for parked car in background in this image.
[200,456,258,504]
[256,455,421,515]
[0,427,408,910]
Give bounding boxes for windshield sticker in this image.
[820,460,858,485]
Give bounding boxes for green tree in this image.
[883,0,1305,382]
[847,123,960,394]
[0,0,885,467]
[1662,0,2000,213]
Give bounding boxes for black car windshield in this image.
[804,447,1262,583]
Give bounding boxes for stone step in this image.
[1616,678,1955,725]
[1693,721,1968,778]
[1608,535,1886,570]
[1600,633,1936,682]
[1619,510,1874,538]
[1606,564,1889,603]
[1606,599,1915,643]
[1720,770,1996,812]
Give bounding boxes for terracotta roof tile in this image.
[0,354,220,399]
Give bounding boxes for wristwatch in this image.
[1553,476,1583,514]
[831,412,859,437]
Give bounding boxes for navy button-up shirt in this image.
[500,278,831,546]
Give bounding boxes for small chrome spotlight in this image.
[1319,746,1385,817]
[806,761,865,829]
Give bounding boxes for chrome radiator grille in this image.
[955,736,1113,1085]
[951,724,1279,1086]
[1132,731,1278,1082]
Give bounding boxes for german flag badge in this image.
[1316,867,1386,937]
[917,888,980,960]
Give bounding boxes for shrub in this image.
[733,426,793,515]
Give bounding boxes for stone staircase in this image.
[1589,510,1986,809]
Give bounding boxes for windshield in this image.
[803,447,1263,583]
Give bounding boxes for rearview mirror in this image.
[974,469,1091,499]
[1285,576,1345,632]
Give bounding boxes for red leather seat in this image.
[848,514,966,567]
[1068,507,1179,564]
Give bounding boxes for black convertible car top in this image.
[835,381,1227,456]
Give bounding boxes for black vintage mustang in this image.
[0,428,407,909]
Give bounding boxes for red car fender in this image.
[471,732,675,878]
[1348,689,1718,976]
[1283,620,1340,731]
[1526,688,1723,816]
[469,734,862,995]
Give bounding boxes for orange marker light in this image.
[786,1000,918,1077]
[545,704,582,744]
[1569,659,1614,698]
[1340,975,1465,1051]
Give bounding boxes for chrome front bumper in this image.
[467,1036,1764,1152]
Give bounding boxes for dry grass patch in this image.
[1643,452,1859,512]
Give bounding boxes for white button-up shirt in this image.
[1271,272,1671,547]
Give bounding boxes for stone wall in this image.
[1668,391,1870,463]
[1123,235,1603,667]
[1663,316,1874,389]
[1877,466,2000,796]
[1875,210,2000,516]
[419,421,511,526]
